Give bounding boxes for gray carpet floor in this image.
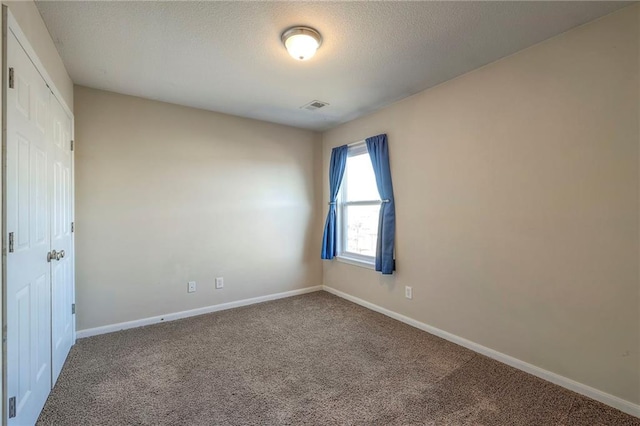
[38,291,639,425]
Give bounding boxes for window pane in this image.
[345,204,380,257]
[346,153,379,202]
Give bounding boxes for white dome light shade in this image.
[285,34,319,60]
[281,27,322,61]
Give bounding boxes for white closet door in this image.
[50,92,74,384]
[6,30,52,426]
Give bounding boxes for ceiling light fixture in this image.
[281,26,322,61]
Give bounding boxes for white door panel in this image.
[6,16,76,424]
[6,30,52,426]
[50,93,74,384]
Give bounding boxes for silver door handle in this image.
[47,249,65,262]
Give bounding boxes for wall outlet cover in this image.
[405,286,413,300]
[215,277,224,289]
[188,281,197,293]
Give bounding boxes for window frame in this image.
[336,142,381,269]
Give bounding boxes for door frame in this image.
[1,6,75,423]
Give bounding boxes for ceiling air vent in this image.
[301,100,329,111]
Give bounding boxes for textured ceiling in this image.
[36,1,631,131]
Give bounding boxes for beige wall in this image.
[4,1,73,111]
[74,86,322,331]
[323,5,640,405]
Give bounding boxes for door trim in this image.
[1,6,8,424]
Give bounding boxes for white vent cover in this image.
[301,100,329,111]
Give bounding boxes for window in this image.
[337,143,380,267]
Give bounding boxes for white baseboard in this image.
[76,286,323,339]
[322,285,640,419]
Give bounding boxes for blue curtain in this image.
[366,134,396,274]
[321,145,348,259]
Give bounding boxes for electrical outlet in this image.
[405,286,413,300]
[215,277,224,289]
[188,281,197,293]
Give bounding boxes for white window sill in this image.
[335,255,375,270]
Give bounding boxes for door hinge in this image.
[9,396,16,418]
[8,67,14,89]
[71,222,75,233]
[70,140,74,151]
[72,303,76,315]
[8,232,14,253]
